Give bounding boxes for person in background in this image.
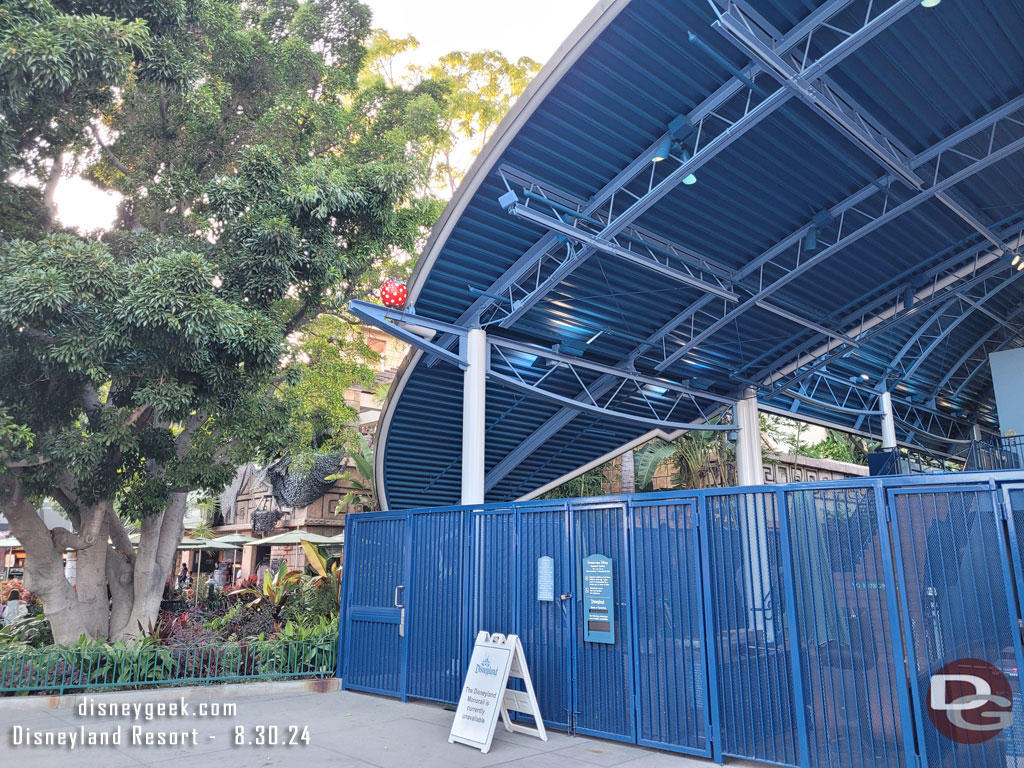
[177,562,189,590]
[3,589,28,626]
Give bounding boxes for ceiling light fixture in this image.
[652,135,673,162]
[679,149,697,185]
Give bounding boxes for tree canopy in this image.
[0,0,457,643]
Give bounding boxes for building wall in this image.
[594,449,868,496]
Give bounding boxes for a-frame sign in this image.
[448,632,547,753]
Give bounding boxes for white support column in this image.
[734,387,764,486]
[734,388,772,641]
[461,328,487,506]
[879,390,897,450]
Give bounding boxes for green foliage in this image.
[661,416,738,490]
[329,431,376,511]
[360,29,541,193]
[540,467,608,500]
[0,0,154,176]
[228,560,300,619]
[799,428,875,465]
[633,441,676,492]
[0,613,53,648]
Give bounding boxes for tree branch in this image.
[50,486,84,530]
[175,412,208,460]
[51,502,108,553]
[105,506,136,565]
[1,454,51,469]
[90,125,132,176]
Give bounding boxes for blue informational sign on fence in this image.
[582,554,614,644]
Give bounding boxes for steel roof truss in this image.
[453,0,896,337]
[655,103,1024,372]
[716,0,1021,260]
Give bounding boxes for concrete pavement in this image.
[1,687,759,768]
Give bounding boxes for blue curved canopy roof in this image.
[376,0,1024,510]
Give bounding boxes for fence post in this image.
[991,481,1024,738]
[697,493,725,764]
[874,481,926,768]
[774,489,811,768]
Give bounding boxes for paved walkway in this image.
[4,688,760,768]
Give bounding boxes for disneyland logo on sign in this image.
[927,658,1014,744]
[475,657,499,677]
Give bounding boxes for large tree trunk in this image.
[75,510,111,638]
[1,471,191,643]
[1,477,89,644]
[113,492,187,640]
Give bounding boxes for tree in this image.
[360,31,541,193]
[539,467,609,500]
[0,1,191,225]
[0,0,450,643]
[425,50,541,192]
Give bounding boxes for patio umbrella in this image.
[247,530,336,546]
[213,534,256,584]
[213,533,257,545]
[0,536,21,548]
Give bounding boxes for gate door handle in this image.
[394,585,405,637]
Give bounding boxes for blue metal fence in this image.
[339,470,1024,767]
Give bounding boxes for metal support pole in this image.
[734,388,772,641]
[735,388,764,485]
[971,423,983,442]
[880,390,898,449]
[461,328,487,505]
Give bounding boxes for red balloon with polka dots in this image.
[380,278,408,308]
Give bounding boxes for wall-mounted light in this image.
[920,0,940,7]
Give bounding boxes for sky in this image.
[53,0,597,232]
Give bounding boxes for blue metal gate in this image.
[342,513,409,696]
[630,497,712,756]
[339,471,1024,767]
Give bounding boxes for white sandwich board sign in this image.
[448,631,547,753]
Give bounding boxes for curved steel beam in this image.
[488,371,733,433]
[889,271,1024,387]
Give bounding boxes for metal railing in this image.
[868,446,965,475]
[965,435,1024,471]
[0,637,336,695]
